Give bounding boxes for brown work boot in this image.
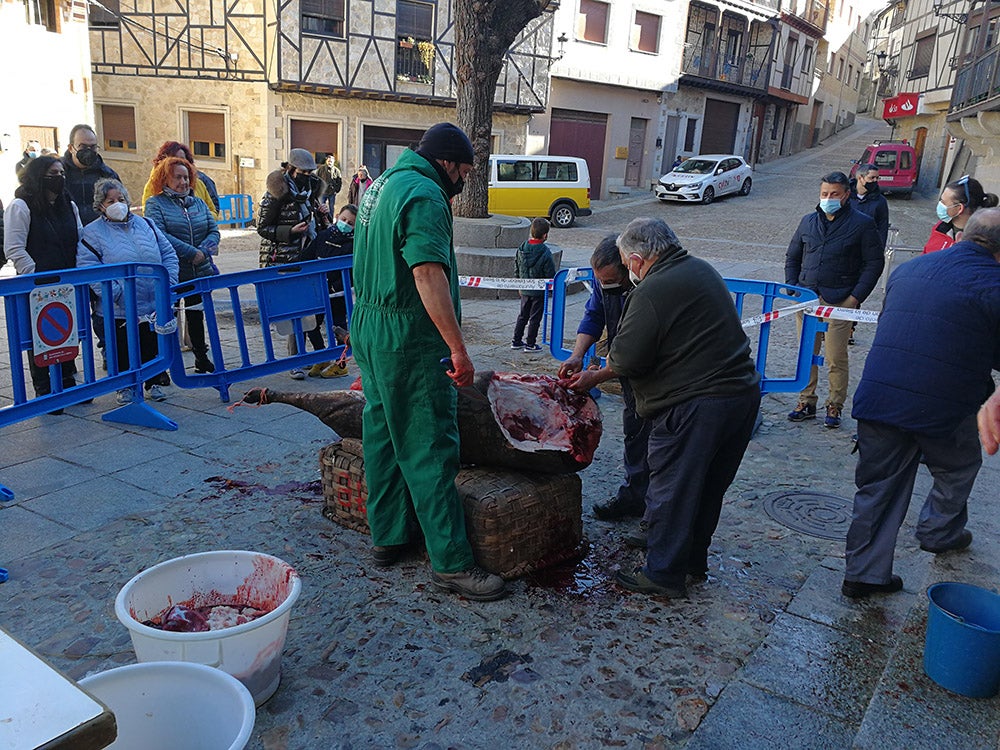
[430,566,507,601]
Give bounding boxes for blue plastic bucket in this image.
[924,582,1000,698]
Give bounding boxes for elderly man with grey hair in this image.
[842,207,1000,599]
[566,217,760,598]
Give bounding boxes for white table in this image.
[0,628,116,749]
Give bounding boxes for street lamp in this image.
[876,50,888,71]
[549,32,569,67]
[931,0,969,23]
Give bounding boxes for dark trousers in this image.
[114,320,168,388]
[512,295,544,346]
[29,356,76,397]
[644,388,761,588]
[182,293,208,357]
[845,416,982,584]
[618,379,652,510]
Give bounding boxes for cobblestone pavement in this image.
[1,117,999,749]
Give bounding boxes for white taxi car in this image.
[654,154,753,205]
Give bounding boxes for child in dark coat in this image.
[302,204,357,377]
[511,218,556,351]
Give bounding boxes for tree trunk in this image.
[452,0,548,219]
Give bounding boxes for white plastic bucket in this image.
[114,550,301,705]
[79,661,255,749]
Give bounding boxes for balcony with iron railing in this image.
[681,44,767,90]
[782,0,830,32]
[949,46,1000,117]
[395,38,435,84]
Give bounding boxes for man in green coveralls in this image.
[351,122,507,601]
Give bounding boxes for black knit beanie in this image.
[415,123,475,164]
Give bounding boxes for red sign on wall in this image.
[882,93,920,119]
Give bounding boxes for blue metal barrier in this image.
[217,194,254,228]
[0,263,177,435]
[546,268,825,394]
[169,257,353,402]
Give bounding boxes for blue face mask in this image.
[819,198,842,215]
[336,219,353,234]
[936,201,953,222]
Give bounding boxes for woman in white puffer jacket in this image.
[77,178,179,403]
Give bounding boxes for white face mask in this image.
[628,266,642,285]
[105,201,130,222]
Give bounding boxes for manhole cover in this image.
[762,492,853,540]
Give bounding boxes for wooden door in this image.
[702,98,740,154]
[625,117,647,186]
[550,109,608,199]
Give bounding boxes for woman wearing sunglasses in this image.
[924,175,999,253]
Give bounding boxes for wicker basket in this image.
[320,443,584,579]
[456,467,583,580]
[320,439,370,534]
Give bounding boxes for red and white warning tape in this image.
[458,267,589,290]
[741,303,879,329]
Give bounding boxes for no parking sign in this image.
[30,285,79,367]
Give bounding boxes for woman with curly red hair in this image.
[141,140,220,219]
[144,156,220,376]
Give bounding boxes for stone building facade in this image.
[88,0,551,207]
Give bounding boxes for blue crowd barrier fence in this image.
[546,268,825,395]
[0,262,179,500]
[217,194,254,228]
[170,257,353,403]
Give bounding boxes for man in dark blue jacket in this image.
[842,208,1000,598]
[848,163,889,249]
[785,171,883,428]
[557,236,650,521]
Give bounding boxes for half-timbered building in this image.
[87,0,554,202]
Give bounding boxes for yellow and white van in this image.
[487,155,592,228]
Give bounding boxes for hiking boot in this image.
[615,568,687,598]
[146,384,167,402]
[625,521,648,549]
[510,341,525,350]
[115,388,134,406]
[593,496,645,521]
[194,355,215,373]
[788,402,817,421]
[321,361,348,378]
[919,529,973,554]
[841,575,903,599]
[824,404,842,429]
[308,361,330,377]
[371,544,411,568]
[430,566,507,601]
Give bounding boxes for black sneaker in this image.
[841,575,903,599]
[788,402,817,422]
[510,341,525,350]
[593,496,645,521]
[919,529,973,554]
[523,343,542,352]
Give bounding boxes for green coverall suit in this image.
[351,149,476,574]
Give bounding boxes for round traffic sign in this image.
[35,301,75,347]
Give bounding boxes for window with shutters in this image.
[184,111,227,161]
[397,0,433,39]
[632,11,660,54]
[909,32,934,79]
[578,0,609,45]
[302,0,345,38]
[99,104,136,152]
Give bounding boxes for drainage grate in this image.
[762,491,854,540]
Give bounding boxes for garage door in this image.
[701,99,740,154]
[550,109,607,199]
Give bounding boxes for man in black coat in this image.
[785,171,883,429]
[849,162,890,249]
[62,124,119,226]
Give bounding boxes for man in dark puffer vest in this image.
[842,208,1000,599]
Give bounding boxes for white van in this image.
[487,155,592,228]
